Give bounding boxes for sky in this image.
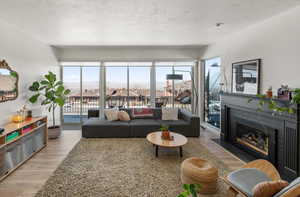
[63,65,192,90]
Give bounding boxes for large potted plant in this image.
[28,71,70,139]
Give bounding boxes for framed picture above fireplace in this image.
[232,59,261,95]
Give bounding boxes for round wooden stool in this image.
[181,157,218,194]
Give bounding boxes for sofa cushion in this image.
[158,120,190,136]
[104,109,119,121]
[84,119,129,126]
[162,108,179,120]
[82,118,130,138]
[129,119,161,137]
[227,168,272,197]
[118,111,131,121]
[130,119,160,126]
[132,108,154,119]
[119,108,133,119]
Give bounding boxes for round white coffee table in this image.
[146,131,188,157]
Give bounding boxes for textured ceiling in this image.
[0,0,300,46]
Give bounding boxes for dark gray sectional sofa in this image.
[82,108,200,138]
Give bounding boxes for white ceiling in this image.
[0,0,300,46]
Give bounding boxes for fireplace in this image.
[236,124,269,156]
[230,119,277,165]
[221,93,300,181]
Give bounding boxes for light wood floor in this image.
[0,128,244,197]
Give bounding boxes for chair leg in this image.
[226,187,238,197]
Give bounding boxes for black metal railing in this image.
[63,96,192,114]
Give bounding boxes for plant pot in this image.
[48,126,61,139]
[266,91,273,98]
[162,130,170,139]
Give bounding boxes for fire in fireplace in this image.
[235,123,269,156]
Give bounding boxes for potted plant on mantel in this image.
[28,71,70,139]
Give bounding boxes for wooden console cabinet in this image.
[0,117,47,181]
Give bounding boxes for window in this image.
[128,65,151,108]
[104,62,152,108]
[63,66,81,123]
[155,62,194,112]
[105,64,128,108]
[62,62,100,123]
[82,66,100,121]
[61,61,196,124]
[204,57,221,128]
[174,66,193,112]
[155,66,173,108]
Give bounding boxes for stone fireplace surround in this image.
[221,93,300,181]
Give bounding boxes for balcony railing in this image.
[63,96,192,114]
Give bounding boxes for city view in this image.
[63,65,193,122]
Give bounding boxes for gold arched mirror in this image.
[0,60,19,102]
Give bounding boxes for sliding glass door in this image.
[174,66,193,112]
[155,62,194,112]
[155,66,173,108]
[105,62,152,109]
[105,63,128,108]
[63,66,81,123]
[204,57,221,128]
[62,63,100,124]
[82,66,100,122]
[128,64,151,108]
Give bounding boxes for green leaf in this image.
[257,94,266,99]
[56,85,65,94]
[183,184,189,191]
[191,190,197,197]
[178,191,190,197]
[288,108,295,114]
[64,89,71,95]
[39,86,47,91]
[40,80,50,85]
[10,71,18,78]
[54,81,63,87]
[45,91,55,100]
[55,97,65,106]
[195,184,201,190]
[29,94,40,103]
[29,81,40,91]
[45,71,56,84]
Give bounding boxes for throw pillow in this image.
[104,109,119,121]
[132,108,153,118]
[118,111,131,121]
[253,180,289,197]
[162,108,178,120]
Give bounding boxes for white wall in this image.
[201,5,300,94]
[53,46,204,61]
[0,19,59,125]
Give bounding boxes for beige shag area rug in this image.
[36,138,231,197]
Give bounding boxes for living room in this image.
[0,1,300,197]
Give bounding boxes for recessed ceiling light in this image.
[216,23,224,27]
